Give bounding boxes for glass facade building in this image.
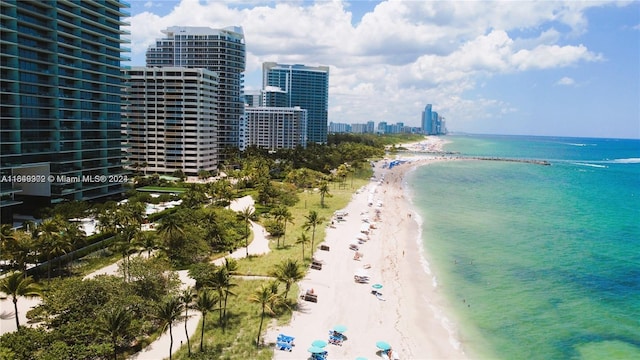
[262,62,329,144]
[0,0,130,222]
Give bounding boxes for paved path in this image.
[1,195,271,360]
[132,196,270,359]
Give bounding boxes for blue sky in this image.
[126,0,640,139]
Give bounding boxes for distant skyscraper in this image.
[262,62,329,144]
[146,26,246,151]
[0,0,130,222]
[123,67,219,175]
[422,104,433,135]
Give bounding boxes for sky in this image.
[125,0,640,139]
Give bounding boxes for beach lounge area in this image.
[269,149,467,359]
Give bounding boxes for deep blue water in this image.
[408,134,640,359]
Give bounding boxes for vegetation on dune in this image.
[0,133,424,359]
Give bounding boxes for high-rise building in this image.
[262,62,329,144]
[123,67,219,175]
[422,104,433,135]
[0,0,130,222]
[145,26,246,151]
[245,107,307,149]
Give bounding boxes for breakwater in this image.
[467,156,551,165]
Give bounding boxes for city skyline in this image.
[127,0,639,140]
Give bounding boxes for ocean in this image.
[406,134,640,360]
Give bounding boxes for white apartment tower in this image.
[144,26,246,155]
[123,67,219,175]
[245,107,308,149]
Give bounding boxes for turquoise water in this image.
[408,135,640,359]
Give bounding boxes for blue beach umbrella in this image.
[308,346,325,354]
[312,340,328,348]
[333,324,348,333]
[376,341,391,351]
[371,283,383,290]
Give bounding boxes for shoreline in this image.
[269,137,469,360]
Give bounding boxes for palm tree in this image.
[60,220,86,273]
[281,210,294,248]
[270,206,287,248]
[133,231,161,258]
[152,296,184,360]
[0,271,41,329]
[319,181,332,207]
[303,211,325,255]
[248,284,282,348]
[236,206,254,257]
[271,206,293,248]
[98,306,133,360]
[157,214,185,244]
[194,289,219,352]
[208,267,236,330]
[37,217,64,281]
[295,232,310,261]
[270,259,305,299]
[179,287,196,357]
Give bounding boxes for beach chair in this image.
[277,334,295,344]
[275,341,292,351]
[328,336,343,346]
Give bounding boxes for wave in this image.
[563,142,597,147]
[611,158,640,164]
[572,162,608,168]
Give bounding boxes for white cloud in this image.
[556,77,576,86]
[126,0,620,129]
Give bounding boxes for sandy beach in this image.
[269,137,467,360]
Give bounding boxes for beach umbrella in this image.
[376,341,391,351]
[308,346,325,354]
[355,357,368,360]
[333,324,348,333]
[312,340,328,348]
[371,283,383,290]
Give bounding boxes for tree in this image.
[133,231,162,258]
[0,271,41,330]
[248,284,282,348]
[152,296,184,360]
[98,306,133,360]
[303,211,325,255]
[270,259,305,299]
[271,205,293,248]
[318,181,332,207]
[236,206,255,257]
[295,232,310,261]
[194,289,219,352]
[179,287,196,357]
[156,214,185,244]
[37,217,65,281]
[208,267,236,330]
[3,230,35,274]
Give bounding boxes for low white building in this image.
[245,106,308,149]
